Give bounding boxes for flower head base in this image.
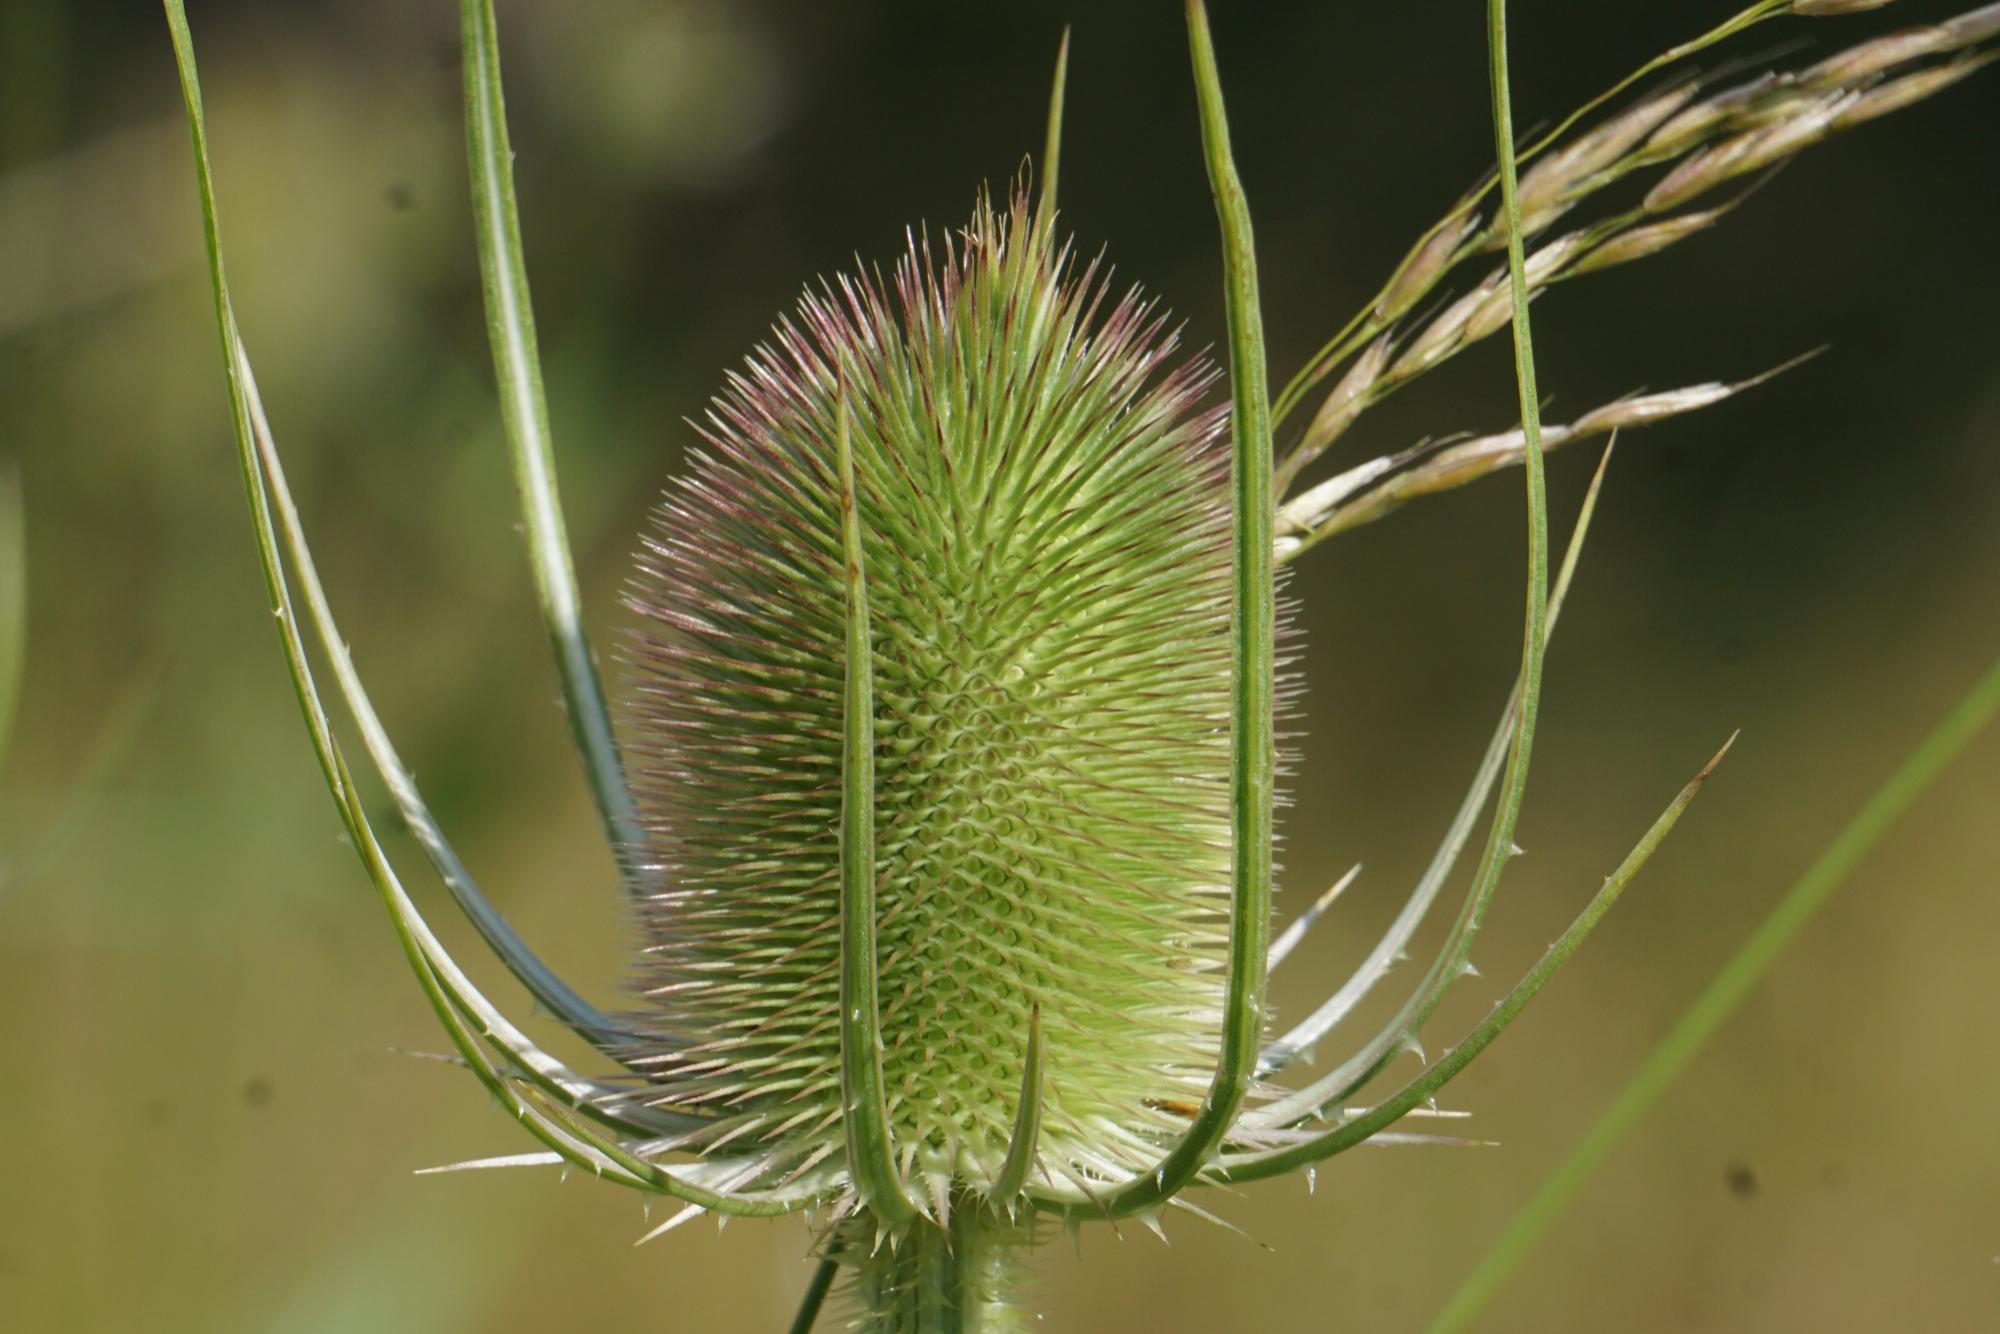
[624,193,1259,1207]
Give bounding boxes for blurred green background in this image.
[3,1,1997,1330]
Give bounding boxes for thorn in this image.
[632,1204,706,1247]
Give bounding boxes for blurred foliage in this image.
[1,2,1996,1330]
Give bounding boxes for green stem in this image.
[1425,650,2000,1334]
[843,1207,1035,1333]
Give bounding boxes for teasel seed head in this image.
[621,192,1281,1208]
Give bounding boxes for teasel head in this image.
[163,0,1996,1328]
[623,189,1258,1213]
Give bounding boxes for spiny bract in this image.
[623,193,1269,1206]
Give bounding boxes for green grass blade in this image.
[1041,0,1274,1222]
[459,0,643,880]
[0,458,23,771]
[1424,651,2000,1334]
[834,385,918,1226]
[1214,733,1736,1184]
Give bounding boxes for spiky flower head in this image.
[623,192,1260,1213]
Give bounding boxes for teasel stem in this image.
[841,1201,1036,1333]
[460,0,644,884]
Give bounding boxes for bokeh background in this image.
[3,1,1998,1330]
